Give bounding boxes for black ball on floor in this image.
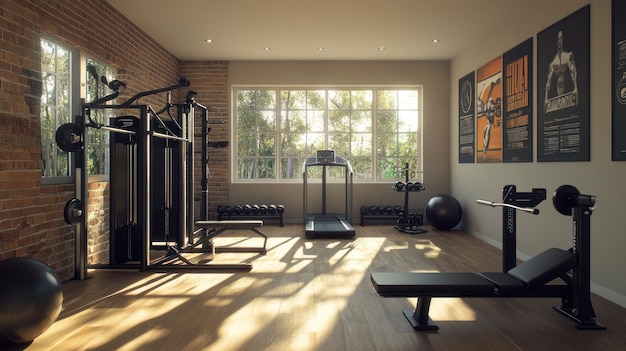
[424,194,462,231]
[0,257,63,344]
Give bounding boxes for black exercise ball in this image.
[0,257,63,344]
[424,194,463,231]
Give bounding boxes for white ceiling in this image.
[106,0,550,61]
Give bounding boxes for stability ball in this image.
[0,257,63,344]
[424,194,463,231]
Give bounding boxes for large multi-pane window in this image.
[233,86,422,182]
[40,39,72,178]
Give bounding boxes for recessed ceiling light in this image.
[317,47,325,51]
[431,38,440,43]
[205,38,213,43]
[377,46,386,51]
[263,47,271,51]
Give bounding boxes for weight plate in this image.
[552,185,580,216]
[63,198,83,224]
[55,123,83,152]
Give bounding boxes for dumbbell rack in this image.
[359,205,403,226]
[393,164,427,234]
[217,204,285,227]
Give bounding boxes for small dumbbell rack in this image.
[394,163,427,234]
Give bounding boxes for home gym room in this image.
[1,0,626,350]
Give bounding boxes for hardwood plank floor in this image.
[9,224,626,351]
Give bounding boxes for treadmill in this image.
[302,150,355,238]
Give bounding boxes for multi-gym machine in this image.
[371,185,605,330]
[57,69,257,279]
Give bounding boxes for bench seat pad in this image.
[371,272,495,297]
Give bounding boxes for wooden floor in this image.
[11,225,626,351]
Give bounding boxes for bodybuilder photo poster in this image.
[458,71,475,163]
[537,5,590,162]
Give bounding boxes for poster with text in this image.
[476,56,503,163]
[537,5,590,162]
[612,0,626,160]
[459,71,475,163]
[503,38,533,162]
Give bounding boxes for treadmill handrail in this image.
[302,155,354,174]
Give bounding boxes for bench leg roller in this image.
[403,296,439,331]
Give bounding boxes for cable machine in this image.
[302,150,355,238]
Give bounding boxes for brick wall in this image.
[0,0,183,280]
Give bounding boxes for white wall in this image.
[450,0,626,306]
[228,60,451,224]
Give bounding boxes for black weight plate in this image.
[552,185,579,216]
[63,198,83,224]
[55,123,82,152]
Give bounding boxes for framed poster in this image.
[476,56,503,163]
[459,71,475,163]
[503,38,533,162]
[612,0,626,160]
[537,5,590,162]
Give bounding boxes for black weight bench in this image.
[370,247,575,330]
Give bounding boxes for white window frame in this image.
[40,37,81,185]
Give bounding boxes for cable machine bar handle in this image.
[476,199,540,215]
[119,77,190,107]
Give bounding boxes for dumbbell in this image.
[216,205,225,214]
[243,204,252,215]
[276,205,285,214]
[393,205,402,215]
[268,204,277,214]
[233,205,243,215]
[251,204,260,215]
[377,205,386,215]
[369,205,378,215]
[395,181,405,191]
[260,204,268,214]
[224,205,233,215]
[384,205,393,215]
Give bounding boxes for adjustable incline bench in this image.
[370,185,606,331]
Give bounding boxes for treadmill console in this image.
[316,150,335,164]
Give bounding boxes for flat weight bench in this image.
[370,247,576,330]
[195,220,267,254]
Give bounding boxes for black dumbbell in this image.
[268,204,277,214]
[384,205,393,215]
[260,204,268,214]
[393,205,402,215]
[243,204,252,215]
[224,205,233,215]
[395,181,405,191]
[277,205,285,214]
[233,205,243,215]
[251,204,260,215]
[377,205,385,215]
[216,205,225,214]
